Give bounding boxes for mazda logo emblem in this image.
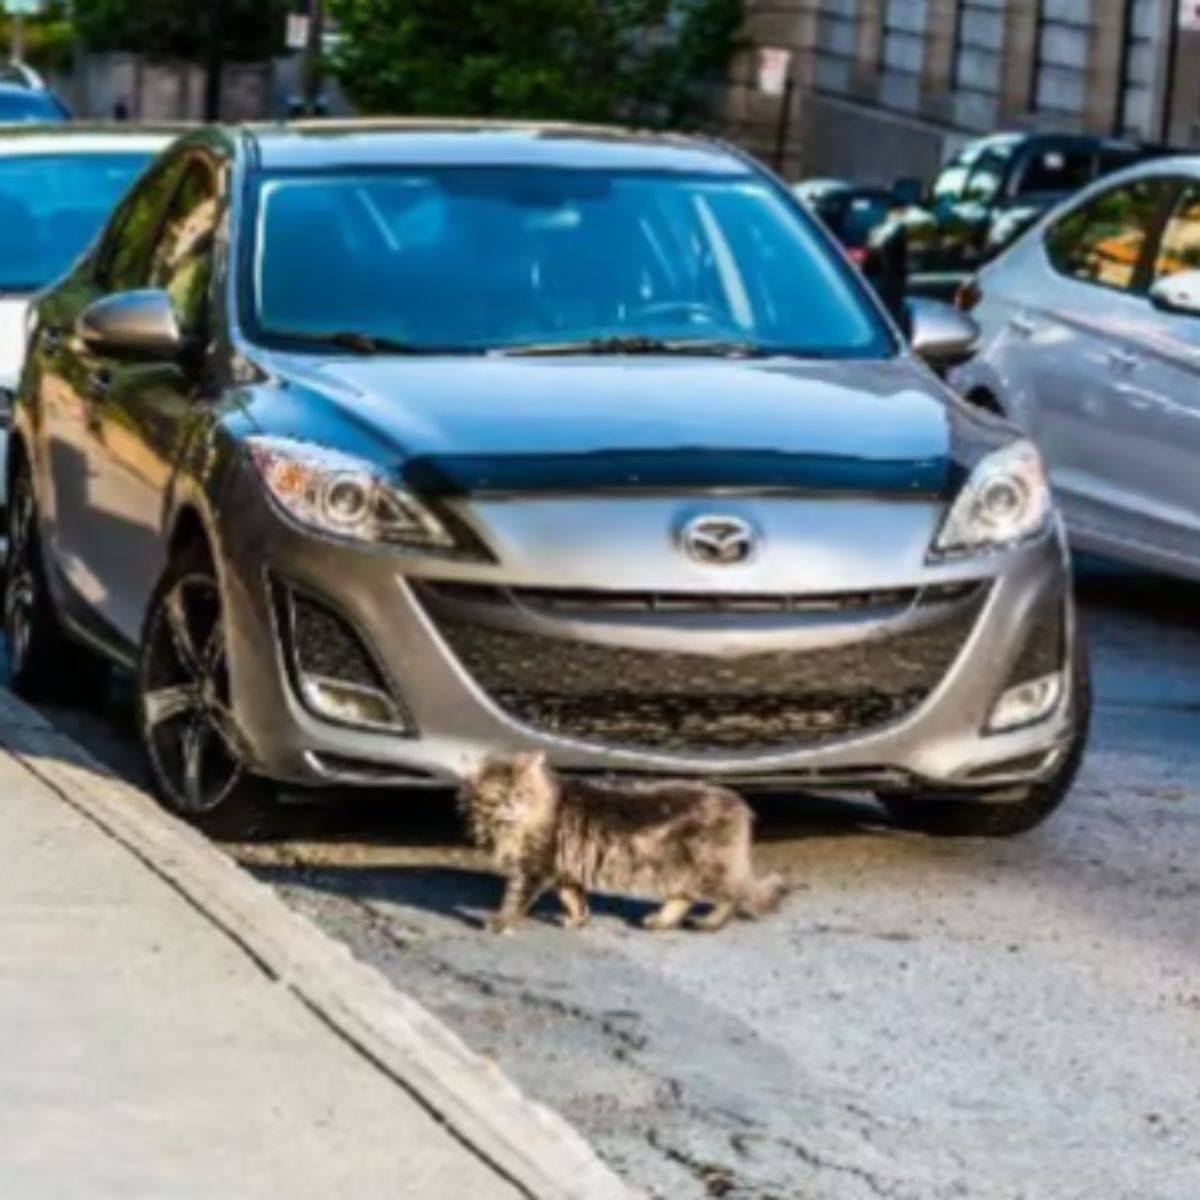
[681,515,758,566]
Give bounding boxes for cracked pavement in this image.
[17,559,1200,1199]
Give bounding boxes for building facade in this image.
[721,0,1198,183]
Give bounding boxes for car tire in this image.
[879,645,1092,838]
[137,543,277,841]
[3,457,109,703]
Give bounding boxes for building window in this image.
[814,0,860,94]
[1033,0,1091,117]
[954,0,1006,97]
[882,0,927,77]
[1117,0,1164,138]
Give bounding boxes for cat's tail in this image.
[743,872,788,917]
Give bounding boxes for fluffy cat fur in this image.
[460,752,787,933]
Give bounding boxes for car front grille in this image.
[421,583,987,753]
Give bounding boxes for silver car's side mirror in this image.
[78,289,182,359]
[907,298,979,369]
[1149,270,1200,317]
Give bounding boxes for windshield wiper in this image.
[494,335,772,359]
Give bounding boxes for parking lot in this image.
[12,555,1200,1200]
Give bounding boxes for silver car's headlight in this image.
[933,440,1051,556]
[247,436,455,550]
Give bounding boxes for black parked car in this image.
[899,132,1169,296]
[794,179,909,318]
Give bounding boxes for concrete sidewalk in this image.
[0,690,635,1200]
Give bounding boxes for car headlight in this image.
[247,436,455,550]
[933,440,1051,556]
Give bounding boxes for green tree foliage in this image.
[328,0,742,126]
[74,0,288,62]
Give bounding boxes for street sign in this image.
[286,13,311,51]
[1182,0,1200,30]
[3,0,42,14]
[757,47,793,97]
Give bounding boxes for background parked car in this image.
[0,61,72,123]
[899,132,1169,298]
[0,126,179,505]
[952,156,1200,583]
[793,178,912,319]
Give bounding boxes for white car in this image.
[0,126,179,505]
[953,155,1200,582]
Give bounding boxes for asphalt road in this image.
[14,558,1200,1200]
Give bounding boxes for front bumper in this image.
[216,474,1082,793]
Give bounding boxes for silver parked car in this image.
[954,156,1200,581]
[5,122,1089,838]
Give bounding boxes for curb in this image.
[0,688,640,1200]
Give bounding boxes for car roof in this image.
[240,119,750,174]
[0,121,185,155]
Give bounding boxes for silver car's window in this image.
[246,167,893,358]
[0,152,154,292]
[1152,187,1200,282]
[1044,180,1166,293]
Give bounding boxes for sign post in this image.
[758,48,795,175]
[3,0,42,62]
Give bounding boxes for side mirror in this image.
[78,289,181,359]
[1149,270,1200,317]
[891,177,924,208]
[907,298,979,369]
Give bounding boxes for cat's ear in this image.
[515,751,548,777]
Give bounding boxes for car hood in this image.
[256,353,976,497]
[0,296,29,386]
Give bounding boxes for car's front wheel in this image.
[138,545,275,840]
[879,649,1092,838]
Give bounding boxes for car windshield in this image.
[0,90,69,122]
[0,151,154,291]
[248,166,893,358]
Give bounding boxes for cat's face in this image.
[462,752,557,853]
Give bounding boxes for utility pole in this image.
[301,0,325,116]
[203,0,225,121]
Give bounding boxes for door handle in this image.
[1008,314,1037,337]
[1106,348,1140,372]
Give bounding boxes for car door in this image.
[36,155,184,622]
[1100,179,1200,566]
[82,153,224,643]
[1012,177,1173,547]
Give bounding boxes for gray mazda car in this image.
[4,122,1089,837]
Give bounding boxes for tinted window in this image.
[249,168,893,358]
[963,153,1007,205]
[147,160,220,336]
[1016,148,1095,196]
[102,160,185,293]
[1045,181,1165,291]
[0,90,69,122]
[1153,186,1200,280]
[0,152,154,291]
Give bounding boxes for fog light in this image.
[299,675,407,731]
[988,672,1063,733]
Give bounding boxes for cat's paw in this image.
[562,914,590,930]
[485,916,517,936]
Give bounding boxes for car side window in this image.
[963,152,1006,205]
[146,159,221,339]
[1044,181,1166,292]
[1152,186,1200,281]
[97,160,184,294]
[1015,148,1095,197]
